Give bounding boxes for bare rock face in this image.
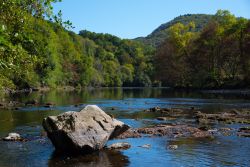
[42,105,129,153]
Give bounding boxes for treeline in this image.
[156,10,250,89]
[1,2,249,90]
[0,0,154,90]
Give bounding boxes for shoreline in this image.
[1,86,171,95]
[2,86,250,94]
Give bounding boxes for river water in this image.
[0,88,250,167]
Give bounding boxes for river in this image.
[0,88,250,167]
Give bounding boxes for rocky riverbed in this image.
[3,105,249,154]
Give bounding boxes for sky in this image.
[53,0,250,39]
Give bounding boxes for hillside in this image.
[0,1,155,90]
[155,10,250,88]
[135,14,212,47]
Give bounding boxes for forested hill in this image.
[135,14,212,47]
[0,0,155,90]
[155,10,250,88]
[0,1,250,91]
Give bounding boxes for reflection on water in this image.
[0,88,250,167]
[49,150,129,167]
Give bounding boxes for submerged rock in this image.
[167,145,178,150]
[0,101,25,110]
[145,107,183,113]
[156,117,176,121]
[144,107,191,117]
[195,110,250,124]
[237,127,250,137]
[25,100,38,106]
[107,142,131,150]
[42,105,130,153]
[139,144,151,149]
[44,102,55,108]
[137,124,212,138]
[116,124,212,139]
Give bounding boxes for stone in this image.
[167,145,178,150]
[156,117,167,121]
[136,124,212,138]
[157,117,176,121]
[144,107,190,117]
[44,102,55,108]
[237,127,250,137]
[195,110,250,124]
[115,129,141,139]
[238,133,250,137]
[107,142,131,150]
[25,100,38,106]
[150,106,161,112]
[239,127,250,133]
[219,128,232,132]
[139,144,151,149]
[3,133,21,141]
[42,105,130,153]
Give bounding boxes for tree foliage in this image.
[0,0,154,89]
[156,10,250,88]
[136,14,212,47]
[1,4,249,90]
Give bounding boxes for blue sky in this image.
[53,0,250,39]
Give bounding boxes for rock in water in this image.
[42,105,129,153]
[139,144,151,149]
[167,145,178,150]
[3,133,21,141]
[107,142,131,150]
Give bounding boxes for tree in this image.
[155,22,196,87]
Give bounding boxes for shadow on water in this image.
[48,150,130,167]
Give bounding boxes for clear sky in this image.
[53,0,250,39]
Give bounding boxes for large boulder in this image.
[42,105,129,153]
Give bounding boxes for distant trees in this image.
[156,10,250,88]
